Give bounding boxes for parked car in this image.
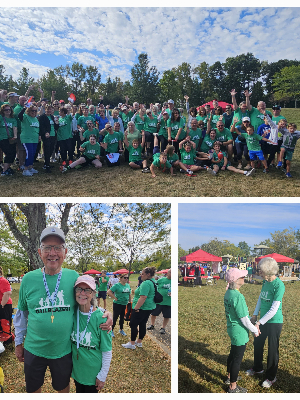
[7,277,18,283]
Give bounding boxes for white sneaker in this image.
[135,341,143,348]
[207,168,216,175]
[186,169,193,175]
[29,168,38,174]
[23,169,33,176]
[246,168,255,176]
[37,153,43,159]
[50,157,57,163]
[262,378,276,388]
[121,342,136,349]
[245,368,264,376]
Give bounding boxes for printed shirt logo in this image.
[35,290,71,314]
[2,122,13,128]
[71,329,96,350]
[87,149,96,154]
[260,290,270,301]
[184,154,191,160]
[109,138,118,144]
[30,122,39,127]
[132,150,139,156]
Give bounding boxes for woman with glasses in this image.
[167,108,185,155]
[231,117,251,170]
[122,267,156,350]
[196,107,208,130]
[71,275,112,393]
[211,106,225,130]
[18,104,40,176]
[0,104,17,176]
[107,273,131,338]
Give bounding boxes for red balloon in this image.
[218,151,223,160]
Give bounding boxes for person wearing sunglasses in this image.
[18,104,40,176]
[71,275,112,393]
[107,273,131,338]
[0,104,17,176]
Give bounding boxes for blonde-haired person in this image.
[122,267,156,349]
[246,257,285,389]
[224,268,260,393]
[71,275,112,393]
[107,273,131,338]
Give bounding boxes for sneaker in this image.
[179,169,185,173]
[237,163,242,169]
[68,160,73,166]
[153,132,158,136]
[263,168,269,173]
[147,325,155,331]
[20,165,25,170]
[37,153,43,159]
[244,164,251,170]
[7,167,14,175]
[286,172,292,178]
[245,368,264,376]
[111,331,115,338]
[62,161,66,166]
[29,168,38,174]
[225,376,242,385]
[55,152,60,160]
[135,341,143,348]
[121,342,136,349]
[227,385,247,393]
[119,329,127,336]
[246,168,255,176]
[50,157,57,163]
[207,168,216,175]
[262,378,276,388]
[186,169,193,175]
[23,169,33,176]
[1,169,13,176]
[142,167,150,173]
[277,161,282,168]
[159,327,166,334]
[61,166,70,173]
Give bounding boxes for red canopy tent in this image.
[114,269,129,274]
[180,249,222,262]
[157,269,169,274]
[197,101,234,113]
[255,253,294,263]
[84,269,101,275]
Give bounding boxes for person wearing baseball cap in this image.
[71,275,112,393]
[165,99,175,118]
[224,267,259,393]
[14,226,112,393]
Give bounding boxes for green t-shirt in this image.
[127,144,143,162]
[83,128,99,141]
[152,154,172,170]
[0,115,17,140]
[272,115,286,125]
[189,128,202,149]
[158,118,168,139]
[196,115,208,128]
[216,128,233,143]
[126,131,141,147]
[20,113,40,144]
[200,135,216,152]
[57,114,73,141]
[180,147,196,165]
[121,113,131,130]
[212,150,227,168]
[110,282,131,305]
[157,277,171,306]
[167,153,179,163]
[132,279,155,310]
[249,107,272,133]
[167,119,185,139]
[71,308,112,386]
[18,268,79,358]
[48,115,56,137]
[77,115,96,132]
[144,116,158,133]
[240,132,263,151]
[224,289,250,346]
[98,277,108,291]
[259,278,285,323]
[211,115,225,129]
[133,115,145,132]
[81,141,101,159]
[231,108,250,127]
[103,132,120,153]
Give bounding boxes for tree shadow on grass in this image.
[178,335,300,393]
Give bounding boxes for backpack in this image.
[149,280,163,303]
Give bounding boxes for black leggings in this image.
[129,309,152,342]
[58,138,74,162]
[227,344,246,383]
[74,380,98,393]
[43,136,56,167]
[112,303,126,331]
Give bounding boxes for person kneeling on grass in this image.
[178,137,205,176]
[123,130,150,173]
[150,133,175,178]
[276,122,300,178]
[234,118,275,174]
[224,268,260,393]
[207,142,255,177]
[62,134,102,172]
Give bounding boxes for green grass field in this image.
[1,276,170,393]
[1,108,300,197]
[178,279,300,393]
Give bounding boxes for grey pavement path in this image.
[146,312,171,356]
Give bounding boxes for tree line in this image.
[178,227,300,262]
[0,203,170,276]
[1,53,300,108]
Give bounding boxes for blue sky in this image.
[1,7,300,84]
[178,203,300,250]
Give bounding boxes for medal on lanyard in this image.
[77,305,93,359]
[42,268,62,323]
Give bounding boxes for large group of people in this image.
[1,87,299,179]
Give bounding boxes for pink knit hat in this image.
[225,268,248,283]
[74,275,96,291]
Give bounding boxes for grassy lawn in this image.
[178,278,300,393]
[1,275,170,393]
[1,108,300,197]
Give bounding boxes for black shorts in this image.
[82,155,96,165]
[151,304,171,319]
[24,349,72,393]
[131,160,143,167]
[97,290,107,299]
